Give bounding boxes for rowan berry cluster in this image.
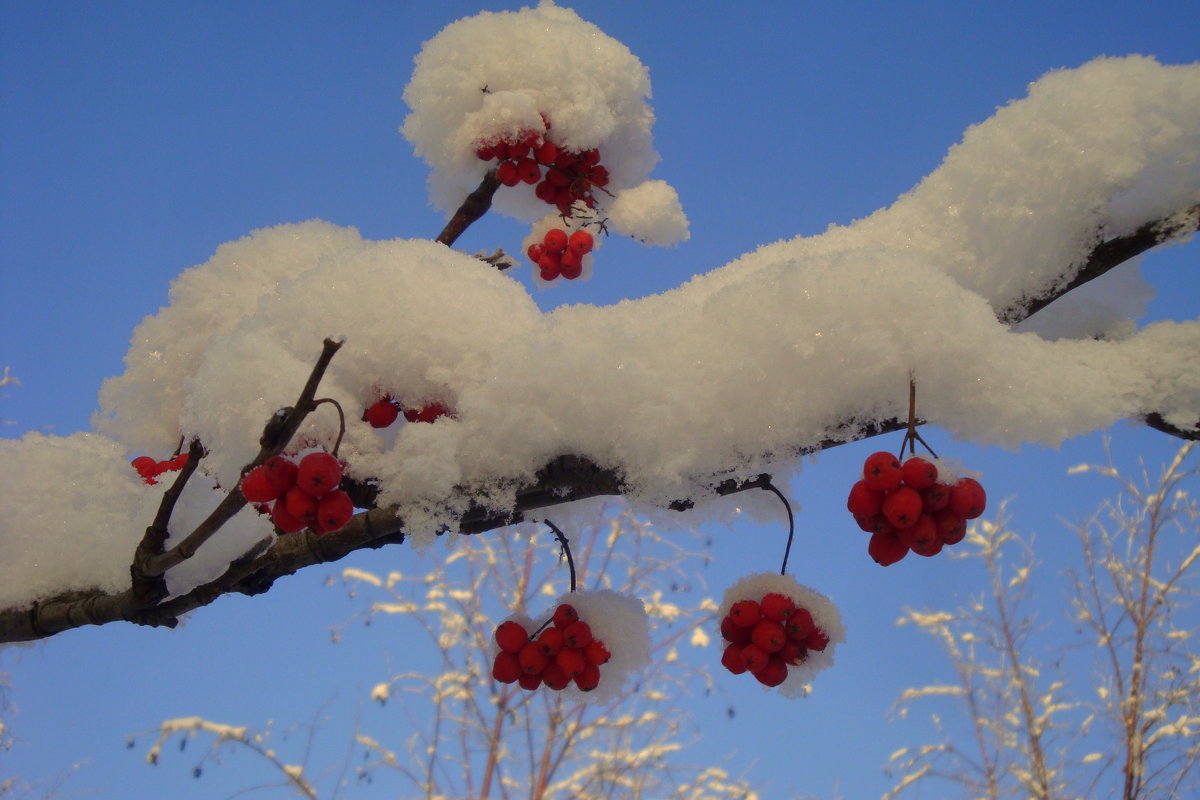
[240,452,354,536]
[526,227,594,281]
[476,122,610,217]
[491,603,612,692]
[361,398,452,429]
[719,592,830,687]
[130,452,190,485]
[847,451,987,566]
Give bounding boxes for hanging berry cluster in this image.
[526,228,594,281]
[718,573,845,697]
[849,381,987,565]
[241,452,354,536]
[129,451,190,485]
[492,602,612,692]
[362,397,452,429]
[719,591,831,687]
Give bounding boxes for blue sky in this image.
[1,1,1198,797]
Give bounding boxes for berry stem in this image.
[899,379,939,459]
[762,480,796,576]
[313,397,347,456]
[544,519,577,593]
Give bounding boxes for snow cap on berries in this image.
[719,572,845,698]
[401,1,681,225]
[550,589,651,704]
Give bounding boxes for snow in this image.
[0,3,1197,622]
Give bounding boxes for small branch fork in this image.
[1,201,1196,644]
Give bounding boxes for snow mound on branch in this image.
[401,0,683,230]
[93,221,364,455]
[719,573,845,698]
[0,432,156,607]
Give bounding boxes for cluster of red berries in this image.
[526,228,594,281]
[130,452,190,485]
[848,452,987,566]
[362,398,452,429]
[240,452,354,536]
[492,603,612,693]
[475,123,610,216]
[719,592,829,688]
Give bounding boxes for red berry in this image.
[539,265,560,282]
[751,619,787,654]
[729,600,761,627]
[868,530,908,566]
[492,140,510,160]
[583,638,611,665]
[495,620,529,654]
[935,509,968,545]
[518,672,542,691]
[131,455,157,476]
[779,640,808,666]
[496,160,520,186]
[475,143,496,161]
[552,603,578,629]
[784,607,815,641]
[492,651,521,683]
[297,452,343,497]
[534,180,558,203]
[721,642,748,674]
[537,251,561,279]
[882,486,923,528]
[568,230,594,255]
[721,615,751,644]
[363,399,399,429]
[534,141,559,165]
[518,641,549,675]
[854,513,895,535]
[949,477,987,519]
[270,497,308,534]
[404,403,450,424]
[863,451,903,491]
[516,157,541,184]
[264,456,298,493]
[541,661,571,691]
[546,166,570,187]
[897,513,938,551]
[542,228,568,253]
[563,620,593,649]
[754,656,788,687]
[902,456,939,490]
[740,643,769,674]
[507,140,530,160]
[847,480,884,517]
[921,483,952,513]
[912,536,945,557]
[559,248,583,280]
[241,465,281,503]
[284,486,319,525]
[556,647,586,677]
[536,627,565,656]
[804,628,830,652]
[759,593,795,622]
[316,490,354,534]
[526,242,545,263]
[574,661,601,692]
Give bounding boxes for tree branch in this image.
[436,172,502,247]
